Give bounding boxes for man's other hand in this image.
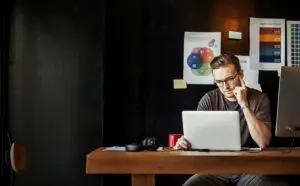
[174,136,191,150]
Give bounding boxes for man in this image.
[174,54,289,186]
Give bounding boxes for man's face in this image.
[212,64,243,99]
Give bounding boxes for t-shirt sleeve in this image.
[197,93,212,111]
[254,93,272,130]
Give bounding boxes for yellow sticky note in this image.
[173,79,187,89]
[277,68,281,77]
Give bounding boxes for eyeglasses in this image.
[214,73,238,87]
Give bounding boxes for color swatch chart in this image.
[259,28,281,63]
[287,21,300,67]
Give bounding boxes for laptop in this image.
[182,111,241,151]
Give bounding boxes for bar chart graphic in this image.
[259,28,281,63]
[249,17,285,70]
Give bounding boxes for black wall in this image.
[4,0,300,186]
[8,0,105,186]
[1,0,10,185]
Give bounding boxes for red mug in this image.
[168,134,182,148]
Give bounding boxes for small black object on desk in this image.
[125,137,159,152]
[125,144,143,152]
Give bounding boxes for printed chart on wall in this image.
[183,32,221,84]
[249,18,285,71]
[287,21,300,67]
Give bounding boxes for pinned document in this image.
[247,84,262,92]
[173,79,187,89]
[277,68,281,77]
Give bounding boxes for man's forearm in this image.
[243,107,272,148]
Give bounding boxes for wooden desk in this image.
[86,148,300,186]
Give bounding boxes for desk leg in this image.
[132,174,155,186]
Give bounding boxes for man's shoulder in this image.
[203,88,221,99]
[247,87,269,102]
[197,88,220,110]
[199,88,222,104]
[207,88,221,95]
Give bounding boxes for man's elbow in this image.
[258,134,271,148]
[258,141,269,149]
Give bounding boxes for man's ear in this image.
[239,69,244,79]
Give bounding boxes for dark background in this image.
[1,0,300,186]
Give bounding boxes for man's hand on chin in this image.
[233,76,248,108]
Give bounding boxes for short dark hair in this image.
[210,54,241,73]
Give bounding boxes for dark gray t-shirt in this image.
[197,87,271,147]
